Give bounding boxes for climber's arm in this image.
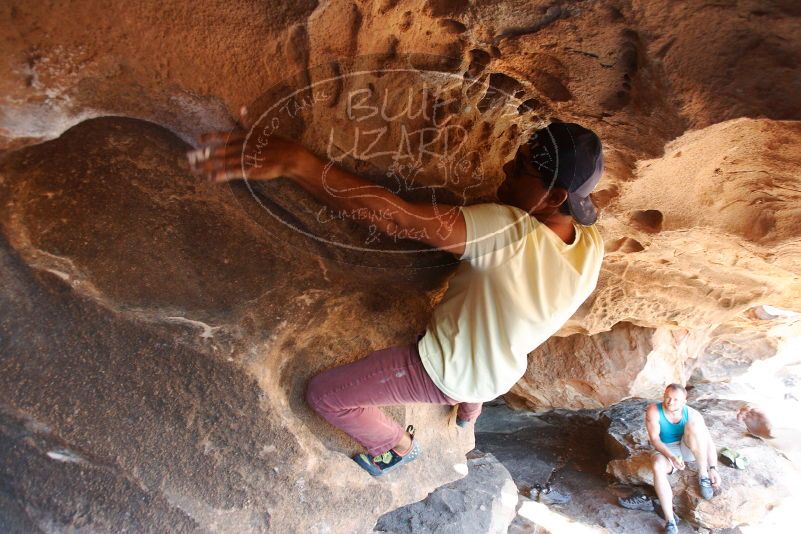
[189,133,466,256]
[290,154,466,256]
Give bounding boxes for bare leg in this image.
[683,418,711,478]
[652,455,675,523]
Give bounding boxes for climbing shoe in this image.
[618,492,656,511]
[456,418,470,428]
[664,519,678,534]
[353,426,421,476]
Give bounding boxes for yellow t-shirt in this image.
[418,203,604,402]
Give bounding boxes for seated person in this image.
[621,384,722,534]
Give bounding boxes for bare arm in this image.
[289,151,466,256]
[190,132,466,256]
[646,404,685,469]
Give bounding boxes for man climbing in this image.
[189,121,605,477]
[620,384,722,533]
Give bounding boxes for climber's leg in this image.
[306,342,456,456]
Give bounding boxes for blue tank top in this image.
[657,403,688,444]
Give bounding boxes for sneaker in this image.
[618,492,656,512]
[664,519,678,534]
[699,476,714,500]
[536,485,571,505]
[456,418,470,428]
[353,426,421,476]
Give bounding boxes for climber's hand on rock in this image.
[188,131,311,184]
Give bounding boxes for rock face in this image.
[373,451,518,534]
[1,0,801,531]
[2,0,801,334]
[507,308,801,412]
[505,115,801,411]
[0,118,473,533]
[579,118,801,336]
[603,399,799,529]
[689,308,801,385]
[505,321,712,411]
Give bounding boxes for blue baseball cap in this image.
[527,122,604,225]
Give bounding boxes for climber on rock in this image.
[189,121,605,477]
[620,384,722,534]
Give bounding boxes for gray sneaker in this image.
[699,476,714,500]
[536,486,571,505]
[618,493,656,512]
[665,520,678,534]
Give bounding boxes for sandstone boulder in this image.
[576,117,801,335]
[505,322,711,411]
[2,0,800,334]
[2,1,801,531]
[507,307,801,412]
[374,450,518,534]
[0,117,473,533]
[689,308,801,385]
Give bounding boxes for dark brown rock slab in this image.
[373,450,517,534]
[0,117,473,532]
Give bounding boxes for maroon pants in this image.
[306,342,482,456]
